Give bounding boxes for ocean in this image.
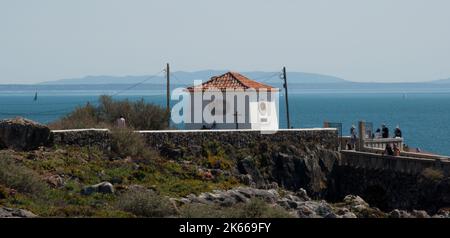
[1,89,450,156]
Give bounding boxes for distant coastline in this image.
[2,82,450,95]
[1,70,449,94]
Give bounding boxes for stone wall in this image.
[52,129,111,149]
[340,151,450,176]
[328,150,450,212]
[51,129,339,152]
[138,129,339,151]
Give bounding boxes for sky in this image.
[1,0,450,84]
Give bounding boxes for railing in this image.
[364,138,404,151]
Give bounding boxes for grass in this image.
[0,143,242,217]
[0,156,48,196]
[180,198,293,218]
[116,190,177,218]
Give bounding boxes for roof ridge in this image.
[227,72,249,89]
[186,71,276,92]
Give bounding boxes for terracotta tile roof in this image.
[186,72,278,92]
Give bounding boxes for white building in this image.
[183,72,279,130]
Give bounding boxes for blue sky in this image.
[1,0,450,84]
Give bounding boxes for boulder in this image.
[343,195,369,208]
[411,210,430,218]
[389,209,414,218]
[81,182,114,195]
[0,117,51,151]
[0,207,37,218]
[45,175,65,188]
[295,188,311,201]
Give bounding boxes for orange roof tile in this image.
[186,72,278,92]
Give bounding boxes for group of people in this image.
[347,123,403,152]
[373,124,402,139]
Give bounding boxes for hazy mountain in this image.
[40,70,350,85]
[431,78,450,84]
[5,71,449,94]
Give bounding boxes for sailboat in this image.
[34,91,38,101]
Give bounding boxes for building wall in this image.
[183,91,279,130]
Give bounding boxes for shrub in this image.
[421,168,444,181]
[180,199,293,218]
[0,156,48,196]
[50,95,169,130]
[116,190,177,217]
[238,198,293,218]
[109,128,155,159]
[49,102,104,129]
[202,141,234,170]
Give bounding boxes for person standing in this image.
[381,124,389,138]
[374,128,382,139]
[394,125,402,138]
[116,115,126,128]
[350,125,357,150]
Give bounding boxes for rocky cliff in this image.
[174,186,450,218]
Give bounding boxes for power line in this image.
[110,69,165,97]
[0,69,165,116]
[255,72,283,84]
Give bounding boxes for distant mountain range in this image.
[39,70,349,85]
[1,71,449,93]
[430,78,450,84]
[38,71,450,86]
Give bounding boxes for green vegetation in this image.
[0,156,48,196]
[116,189,177,218]
[0,97,296,217]
[180,198,293,218]
[49,95,169,130]
[0,141,241,217]
[109,128,155,159]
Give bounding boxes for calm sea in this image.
[1,89,449,156]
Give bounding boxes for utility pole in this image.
[166,63,170,128]
[282,67,291,129]
[234,110,239,130]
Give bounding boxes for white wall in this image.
[183,91,279,130]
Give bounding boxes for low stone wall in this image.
[52,128,338,150]
[330,150,450,212]
[51,128,339,151]
[340,150,450,176]
[52,129,111,149]
[138,129,339,152]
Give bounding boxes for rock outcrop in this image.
[81,182,115,195]
[0,207,37,218]
[237,144,340,198]
[0,117,51,151]
[175,187,445,218]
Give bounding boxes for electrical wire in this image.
[0,69,165,116]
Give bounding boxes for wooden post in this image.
[282,67,291,129]
[166,63,170,128]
